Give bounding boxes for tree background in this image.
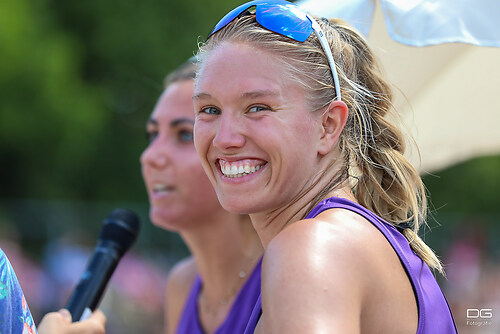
[1,0,499,333]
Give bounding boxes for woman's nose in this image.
[212,113,246,151]
[140,138,170,168]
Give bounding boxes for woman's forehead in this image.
[153,81,195,119]
[200,42,280,75]
[195,42,297,96]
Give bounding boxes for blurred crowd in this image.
[442,221,500,333]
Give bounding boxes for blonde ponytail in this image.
[327,19,443,274]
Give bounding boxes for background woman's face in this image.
[193,42,323,215]
[141,80,224,231]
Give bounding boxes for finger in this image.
[86,309,106,326]
[57,308,72,322]
[65,309,106,334]
[37,311,68,334]
[65,318,105,334]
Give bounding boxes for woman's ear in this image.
[317,101,348,155]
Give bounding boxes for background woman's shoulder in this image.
[164,256,197,334]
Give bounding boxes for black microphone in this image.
[65,208,140,321]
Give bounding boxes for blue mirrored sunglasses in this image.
[208,0,341,101]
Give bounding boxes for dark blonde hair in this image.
[163,58,198,88]
[198,15,443,273]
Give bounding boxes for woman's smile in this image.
[218,158,267,178]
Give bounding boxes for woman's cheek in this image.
[194,122,212,151]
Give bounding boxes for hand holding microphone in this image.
[65,208,140,322]
[37,308,106,334]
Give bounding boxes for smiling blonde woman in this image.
[192,1,457,333]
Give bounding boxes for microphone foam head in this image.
[99,208,140,254]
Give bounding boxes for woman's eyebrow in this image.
[192,92,211,101]
[170,118,194,128]
[193,90,280,101]
[240,89,280,99]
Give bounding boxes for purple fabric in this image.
[244,197,457,333]
[176,258,262,334]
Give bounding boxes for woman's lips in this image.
[217,158,267,178]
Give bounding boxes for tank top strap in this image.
[177,259,262,334]
[305,197,421,277]
[243,294,262,334]
[217,257,262,333]
[176,275,204,334]
[305,196,457,334]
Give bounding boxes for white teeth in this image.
[153,184,166,191]
[153,184,172,192]
[219,160,266,178]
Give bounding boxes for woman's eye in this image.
[200,106,220,115]
[146,131,158,143]
[248,106,267,113]
[178,130,193,142]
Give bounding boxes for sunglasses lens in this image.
[209,0,313,43]
[209,1,261,38]
[206,0,341,101]
[257,3,313,42]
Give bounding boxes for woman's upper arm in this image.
[164,257,197,334]
[260,219,367,334]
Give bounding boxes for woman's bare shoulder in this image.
[266,208,381,264]
[259,208,399,333]
[167,256,197,289]
[260,207,419,333]
[164,256,197,334]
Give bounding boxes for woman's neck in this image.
[180,213,262,333]
[250,159,356,248]
[180,213,262,300]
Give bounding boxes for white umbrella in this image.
[297,0,500,173]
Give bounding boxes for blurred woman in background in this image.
[140,60,263,334]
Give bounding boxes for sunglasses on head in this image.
[208,0,341,101]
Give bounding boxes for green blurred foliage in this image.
[424,155,500,214]
[422,155,500,257]
[0,0,107,198]
[0,0,241,202]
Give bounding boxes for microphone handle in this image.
[65,245,120,321]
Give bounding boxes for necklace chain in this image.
[199,252,260,319]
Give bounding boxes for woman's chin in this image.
[149,208,184,232]
[218,198,257,215]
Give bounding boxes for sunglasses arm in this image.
[307,14,342,102]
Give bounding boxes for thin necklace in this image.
[199,250,261,319]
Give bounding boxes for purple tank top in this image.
[176,258,262,334]
[244,197,457,334]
